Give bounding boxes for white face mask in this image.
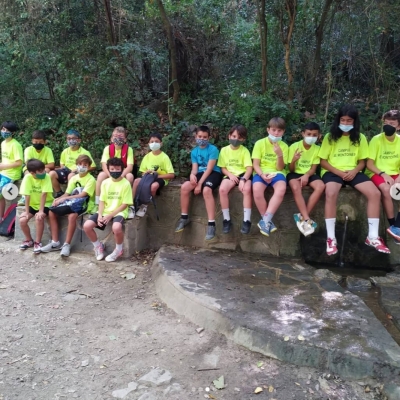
[149,142,161,151]
[304,137,317,145]
[339,124,353,132]
[77,165,88,174]
[268,134,282,143]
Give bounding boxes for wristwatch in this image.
[379,171,385,176]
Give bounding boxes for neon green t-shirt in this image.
[20,173,53,211]
[288,140,321,175]
[66,173,96,213]
[139,151,174,185]
[100,145,134,165]
[1,138,23,180]
[24,146,55,165]
[251,138,289,176]
[100,178,133,218]
[366,133,400,177]
[217,145,252,176]
[60,147,96,170]
[318,133,369,177]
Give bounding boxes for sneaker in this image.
[175,217,190,233]
[296,219,306,235]
[302,220,315,237]
[205,225,216,241]
[60,243,71,257]
[105,248,124,262]
[20,240,33,250]
[94,242,105,261]
[257,220,277,237]
[293,213,302,224]
[54,191,64,199]
[387,226,400,241]
[394,238,400,245]
[365,237,390,254]
[326,238,338,256]
[91,204,99,215]
[33,242,42,254]
[40,241,61,253]
[127,206,135,219]
[240,220,252,234]
[310,219,318,229]
[222,219,232,234]
[136,204,147,217]
[17,196,25,206]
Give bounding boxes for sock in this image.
[208,220,216,226]
[368,218,379,239]
[388,218,395,226]
[325,218,336,239]
[116,243,123,251]
[262,212,273,225]
[244,208,251,222]
[52,240,59,245]
[92,240,100,248]
[95,196,100,205]
[395,212,400,228]
[222,209,230,221]
[181,213,188,219]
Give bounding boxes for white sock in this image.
[325,218,336,239]
[263,212,273,224]
[222,208,230,220]
[92,240,100,248]
[244,208,251,222]
[368,218,379,239]
[116,243,123,251]
[52,240,59,245]
[95,196,100,205]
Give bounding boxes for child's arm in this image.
[0,159,22,170]
[35,192,48,221]
[366,159,394,184]
[190,163,199,185]
[101,162,110,176]
[273,143,285,171]
[221,167,239,184]
[289,149,302,172]
[121,164,133,179]
[100,204,128,225]
[299,164,318,186]
[196,160,217,187]
[45,161,55,171]
[158,172,174,180]
[98,200,105,218]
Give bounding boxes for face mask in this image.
[304,137,318,145]
[383,124,396,137]
[196,138,208,147]
[1,131,11,139]
[36,172,46,180]
[77,166,88,174]
[339,124,353,132]
[268,135,282,143]
[149,142,161,151]
[229,139,243,147]
[110,171,122,179]
[67,139,79,147]
[32,143,45,150]
[113,138,125,147]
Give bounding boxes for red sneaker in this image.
[365,237,390,254]
[326,238,338,256]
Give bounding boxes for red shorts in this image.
[371,173,399,187]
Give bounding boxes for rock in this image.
[164,383,182,395]
[138,368,172,387]
[314,269,342,282]
[345,276,371,290]
[196,327,204,334]
[112,382,138,399]
[63,294,80,302]
[81,360,89,367]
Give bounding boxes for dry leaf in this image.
[298,335,305,341]
[254,387,263,394]
[269,385,274,392]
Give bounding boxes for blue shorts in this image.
[252,173,286,187]
[0,174,12,198]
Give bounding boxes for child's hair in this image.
[32,130,46,140]
[149,132,162,142]
[27,159,45,173]
[330,104,360,146]
[267,117,286,130]
[107,157,124,169]
[196,125,210,136]
[382,110,400,123]
[229,124,247,140]
[76,154,92,165]
[303,122,321,132]
[67,129,81,138]
[113,126,127,136]
[1,121,18,132]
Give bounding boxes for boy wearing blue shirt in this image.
[175,126,222,240]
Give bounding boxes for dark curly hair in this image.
[329,104,360,146]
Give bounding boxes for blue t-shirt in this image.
[191,144,221,173]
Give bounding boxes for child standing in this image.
[319,104,389,255]
[287,122,325,236]
[49,129,96,198]
[83,158,133,262]
[252,117,288,236]
[366,110,400,241]
[217,125,253,234]
[175,126,222,241]
[19,159,54,253]
[0,121,23,221]
[40,155,96,257]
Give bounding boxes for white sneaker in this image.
[136,204,147,217]
[127,206,135,219]
[94,242,105,261]
[105,248,123,262]
[60,243,71,257]
[40,241,61,252]
[302,220,315,237]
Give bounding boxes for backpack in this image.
[109,143,138,176]
[0,203,17,237]
[134,172,159,220]
[49,185,89,216]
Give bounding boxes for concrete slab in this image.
[153,245,400,391]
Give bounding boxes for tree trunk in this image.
[156,0,180,104]
[103,0,117,46]
[256,0,268,93]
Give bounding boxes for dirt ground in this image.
[0,243,387,400]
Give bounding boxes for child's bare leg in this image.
[378,183,395,220]
[307,180,325,214]
[203,187,216,220]
[253,182,267,216]
[219,179,235,210]
[180,181,196,214]
[48,211,59,242]
[125,173,134,186]
[34,215,45,243]
[324,182,341,241]
[65,213,78,243]
[289,179,310,220]
[242,180,252,209]
[355,181,381,218]
[50,171,61,193]
[83,220,98,242]
[132,178,141,199]
[19,213,33,241]
[96,172,109,197]
[67,173,75,181]
[150,182,160,197]
[266,181,286,214]
[0,197,5,219]
[113,221,124,245]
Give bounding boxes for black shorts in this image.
[195,171,222,191]
[223,172,253,186]
[155,177,165,196]
[55,168,71,184]
[29,206,50,216]
[287,172,322,184]
[89,213,125,231]
[322,171,370,187]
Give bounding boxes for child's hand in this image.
[35,211,46,221]
[19,211,29,220]
[190,173,197,185]
[382,173,395,185]
[228,174,239,184]
[299,175,309,187]
[194,184,202,195]
[394,175,400,184]
[273,143,283,157]
[238,179,246,192]
[292,149,302,162]
[262,173,275,183]
[343,169,357,181]
[102,215,113,225]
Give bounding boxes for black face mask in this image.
[383,124,396,137]
[32,143,45,150]
[110,171,122,179]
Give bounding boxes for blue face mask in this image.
[1,131,12,139]
[67,139,79,147]
[196,138,208,147]
[268,135,282,143]
[339,124,353,132]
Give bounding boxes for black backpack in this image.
[0,203,17,237]
[134,173,159,220]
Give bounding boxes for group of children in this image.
[1,104,399,262]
